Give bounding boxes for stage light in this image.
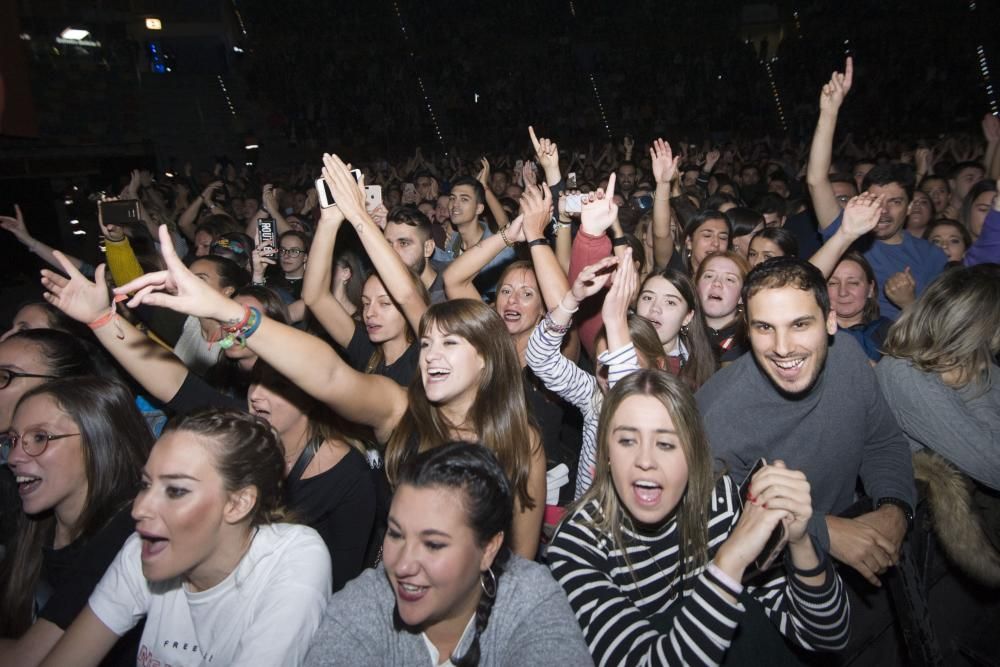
[233,46,244,53]
[245,143,259,150]
[69,219,80,225]
[60,28,90,41]
[145,18,162,30]
[73,230,87,236]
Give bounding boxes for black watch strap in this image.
[875,497,914,528]
[528,238,549,248]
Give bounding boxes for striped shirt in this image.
[526,320,638,499]
[548,476,850,666]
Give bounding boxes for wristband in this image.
[557,300,580,314]
[612,236,629,247]
[214,307,262,349]
[87,294,128,340]
[706,562,743,597]
[875,497,914,529]
[528,238,548,248]
[542,312,572,335]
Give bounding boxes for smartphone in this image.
[565,193,585,215]
[99,199,141,226]
[315,169,362,208]
[739,458,787,574]
[364,185,383,212]
[567,172,577,189]
[631,194,653,211]
[257,218,276,252]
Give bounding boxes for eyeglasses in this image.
[0,369,59,390]
[279,248,305,257]
[3,429,80,457]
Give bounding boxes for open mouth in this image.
[770,357,805,380]
[139,531,169,559]
[426,368,450,383]
[396,581,429,603]
[15,475,41,495]
[366,323,382,334]
[633,480,663,506]
[502,309,522,322]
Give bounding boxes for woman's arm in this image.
[116,226,408,440]
[38,607,119,667]
[476,158,510,228]
[650,139,680,269]
[300,205,357,347]
[1,206,87,273]
[807,58,853,230]
[0,619,65,667]
[177,181,223,241]
[511,435,546,560]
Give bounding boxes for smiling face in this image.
[449,185,484,226]
[747,286,837,396]
[608,394,689,525]
[8,393,88,525]
[132,430,243,586]
[686,218,730,270]
[636,276,694,352]
[420,324,485,408]
[827,259,872,324]
[383,484,498,634]
[747,236,785,268]
[494,268,543,338]
[696,256,743,324]
[363,275,408,345]
[928,224,968,262]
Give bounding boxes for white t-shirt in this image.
[90,523,331,666]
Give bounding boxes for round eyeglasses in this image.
[2,429,80,458]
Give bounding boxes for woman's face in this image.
[8,393,88,522]
[730,234,753,259]
[193,230,214,257]
[132,430,245,587]
[247,380,306,440]
[747,236,785,268]
[420,324,485,408]
[279,236,308,277]
[907,191,933,229]
[223,295,263,363]
[0,339,54,431]
[608,394,689,525]
[686,219,730,270]
[1,304,52,342]
[928,225,968,263]
[189,259,232,296]
[495,268,543,338]
[363,275,408,345]
[636,276,694,349]
[969,190,996,239]
[696,257,743,322]
[383,484,500,632]
[921,178,949,214]
[827,260,872,322]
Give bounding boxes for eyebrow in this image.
[612,425,677,435]
[150,473,201,482]
[387,517,452,538]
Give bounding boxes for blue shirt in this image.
[823,211,947,320]
[433,221,516,300]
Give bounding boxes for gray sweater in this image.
[696,331,916,551]
[304,556,593,666]
[876,357,1000,490]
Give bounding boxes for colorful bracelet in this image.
[542,312,572,335]
[88,294,128,340]
[215,307,262,349]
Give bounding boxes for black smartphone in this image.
[738,458,787,574]
[99,199,141,226]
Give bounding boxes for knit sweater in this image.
[548,476,850,667]
[304,556,592,666]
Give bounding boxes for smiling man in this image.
[696,258,915,590]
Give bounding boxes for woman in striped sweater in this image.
[548,369,849,666]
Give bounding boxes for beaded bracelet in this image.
[542,312,572,335]
[214,307,262,349]
[499,225,513,247]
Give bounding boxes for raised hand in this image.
[0,204,32,244]
[819,56,853,113]
[649,139,680,185]
[520,183,553,242]
[528,126,559,172]
[201,180,223,204]
[476,157,491,187]
[40,254,111,324]
[580,173,619,235]
[840,193,884,238]
[570,256,618,302]
[884,266,916,309]
[262,183,280,215]
[982,113,1000,144]
[115,226,241,322]
[915,147,933,176]
[601,247,636,325]
[704,149,721,172]
[321,154,368,226]
[523,161,538,188]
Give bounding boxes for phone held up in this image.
[316,169,362,209]
[738,457,788,576]
[257,218,277,253]
[98,199,141,226]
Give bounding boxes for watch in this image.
[875,497,914,528]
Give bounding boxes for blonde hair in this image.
[566,369,713,572]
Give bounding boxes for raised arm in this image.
[323,154,429,333]
[442,215,525,300]
[808,193,882,277]
[529,126,562,187]
[649,139,680,269]
[117,226,408,441]
[807,57,853,230]
[1,205,86,273]
[177,180,223,241]
[300,201,357,347]
[475,158,510,228]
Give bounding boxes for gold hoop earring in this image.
[480,567,497,599]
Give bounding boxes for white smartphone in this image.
[316,169,362,208]
[364,185,383,212]
[565,193,584,215]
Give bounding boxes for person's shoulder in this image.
[253,523,330,566]
[696,354,752,403]
[497,556,567,609]
[829,329,877,369]
[327,566,394,617]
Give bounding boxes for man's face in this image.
[740,167,760,186]
[866,182,909,242]
[762,212,785,228]
[831,181,857,209]
[384,222,431,274]
[950,166,985,201]
[768,180,790,199]
[489,172,509,197]
[747,286,837,396]
[617,165,638,193]
[449,185,484,225]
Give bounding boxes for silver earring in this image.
[480,567,497,599]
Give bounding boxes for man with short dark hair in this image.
[384,206,447,303]
[697,257,915,588]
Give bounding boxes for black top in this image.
[285,446,376,592]
[523,368,579,507]
[344,323,419,387]
[166,371,244,414]
[708,320,747,363]
[39,506,142,667]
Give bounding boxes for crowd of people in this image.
[0,54,998,666]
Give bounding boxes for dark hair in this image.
[334,247,366,315]
[621,234,647,276]
[724,207,764,238]
[960,180,997,237]
[162,409,287,526]
[744,257,830,319]
[757,193,787,219]
[829,173,859,191]
[210,231,255,272]
[387,205,433,239]
[233,285,290,324]
[4,329,99,379]
[0,377,152,636]
[750,227,799,258]
[7,301,92,341]
[705,192,740,211]
[862,164,914,200]
[395,442,513,667]
[450,177,486,206]
[191,254,250,292]
[685,209,732,239]
[832,250,881,324]
[949,161,986,180]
